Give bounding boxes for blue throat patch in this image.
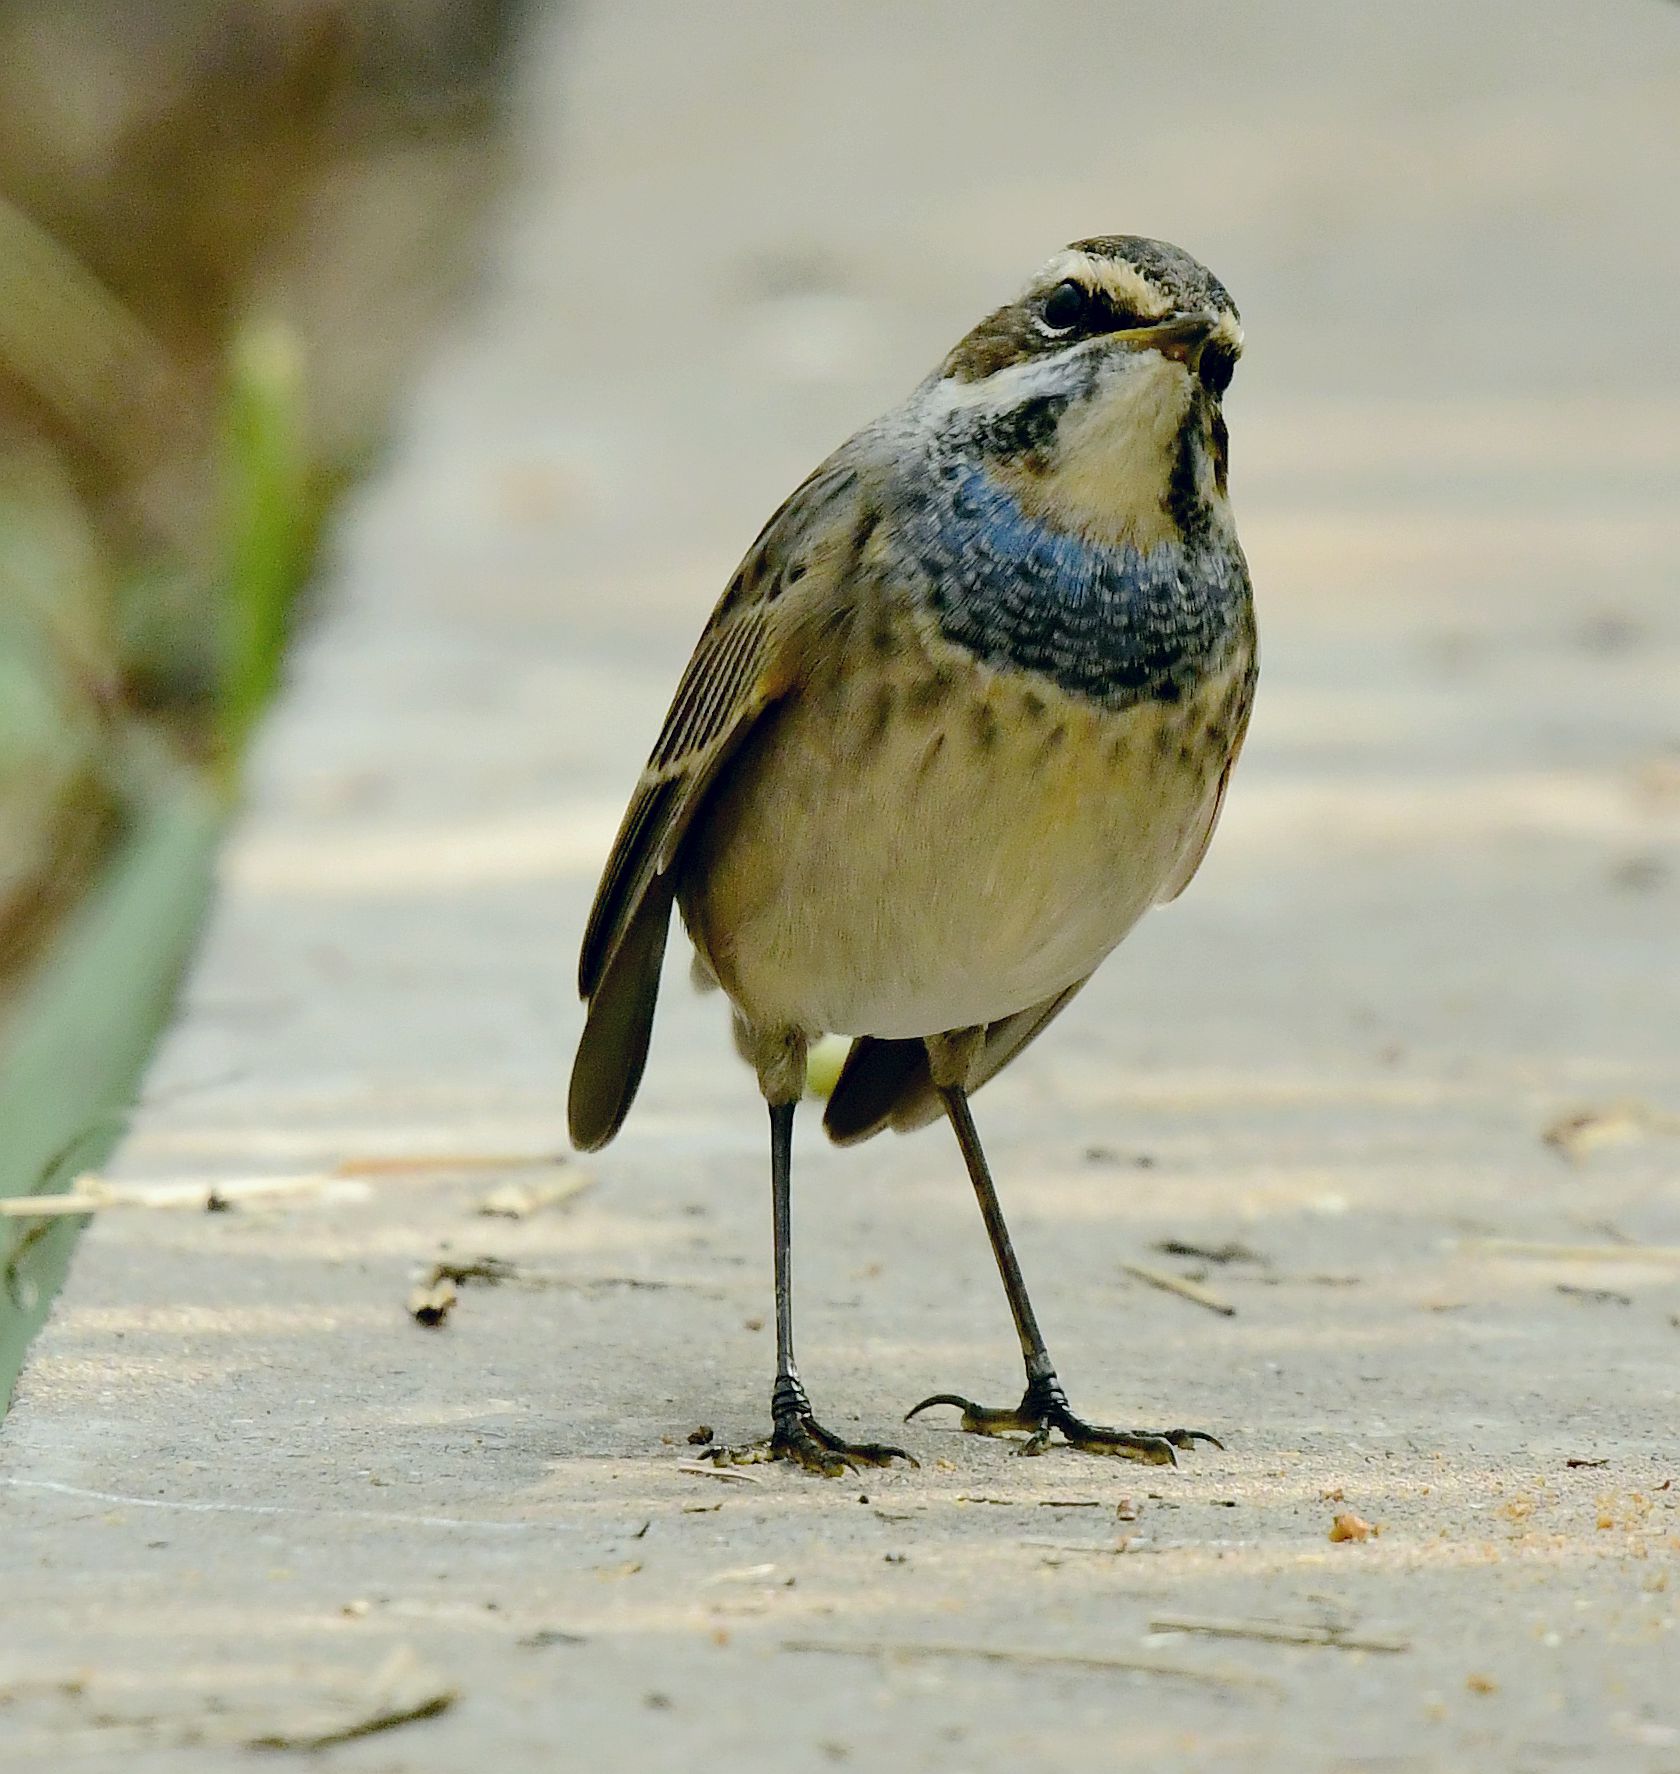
[898,461,1246,708]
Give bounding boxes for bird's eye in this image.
[1039,280,1088,332]
[1199,343,1237,397]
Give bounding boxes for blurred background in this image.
[0,1,1676,1362]
[0,0,522,1009]
[0,0,527,1379]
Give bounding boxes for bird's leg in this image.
[707,1035,914,1477]
[906,1036,1219,1465]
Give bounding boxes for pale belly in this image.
[681,640,1246,1041]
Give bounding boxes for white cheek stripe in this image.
[919,348,1092,418]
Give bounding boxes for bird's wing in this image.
[823,979,1090,1144]
[1155,751,1238,905]
[569,455,868,1149]
[1156,666,1256,905]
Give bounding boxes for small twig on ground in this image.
[1150,1613,1408,1654]
[248,1689,455,1751]
[1018,1538,1131,1556]
[780,1637,1278,1693]
[1542,1102,1680,1163]
[1556,1283,1633,1306]
[247,1652,457,1751]
[430,1256,519,1286]
[1121,1262,1236,1317]
[1154,1238,1267,1266]
[675,1462,763,1485]
[477,1173,594,1219]
[0,1193,106,1218]
[36,1151,578,1216]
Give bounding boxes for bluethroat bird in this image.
[570,237,1256,1475]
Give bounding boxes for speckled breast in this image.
[896,457,1250,712]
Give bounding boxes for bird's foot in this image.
[703,1375,918,1478]
[905,1371,1220,1465]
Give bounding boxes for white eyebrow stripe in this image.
[1031,251,1174,320]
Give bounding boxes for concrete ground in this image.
[4,3,1679,1769]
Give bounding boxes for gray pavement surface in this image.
[4,4,1680,1769]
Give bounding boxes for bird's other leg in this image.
[705,1023,914,1477]
[905,1028,1220,1465]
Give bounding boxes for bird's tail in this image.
[567,876,675,1151]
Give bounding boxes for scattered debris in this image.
[1465,1671,1498,1695]
[1329,1511,1378,1543]
[676,1462,762,1485]
[406,1277,457,1327]
[1556,1283,1633,1307]
[1542,1102,1680,1163]
[955,1495,1017,1507]
[518,1628,586,1649]
[1153,1238,1266,1266]
[1566,1458,1609,1470]
[1116,1497,1140,1522]
[1038,1499,1101,1509]
[477,1172,594,1219]
[1256,1271,1362,1288]
[1150,1613,1408,1654]
[687,1425,715,1445]
[432,1256,518,1287]
[247,1649,457,1752]
[1020,1538,1133,1558]
[1120,1261,1235,1317]
[33,1151,577,1219]
[1321,1486,1345,1502]
[1084,1146,1156,1169]
[780,1637,1278,1693]
[702,1563,778,1586]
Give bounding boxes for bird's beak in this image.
[1126,310,1219,366]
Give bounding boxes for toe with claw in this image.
[905,1372,1220,1465]
[704,1375,918,1477]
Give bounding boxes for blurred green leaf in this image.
[218,317,314,759]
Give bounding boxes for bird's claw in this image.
[704,1381,917,1477]
[905,1376,1219,1466]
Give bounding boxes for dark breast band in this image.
[895,460,1249,709]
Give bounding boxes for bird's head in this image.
[925,236,1243,550]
